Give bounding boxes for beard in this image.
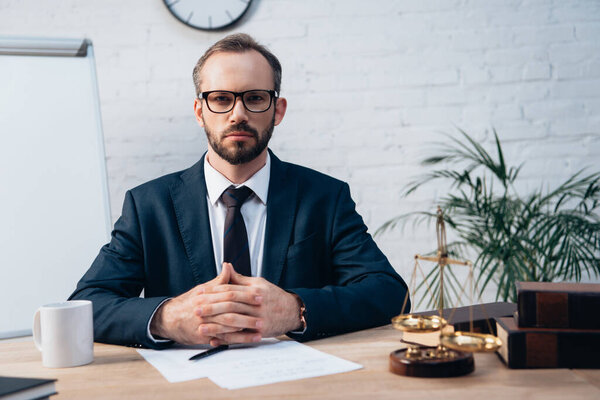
[203,116,274,165]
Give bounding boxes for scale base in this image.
[389,348,474,378]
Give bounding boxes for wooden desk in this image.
[1,325,599,399]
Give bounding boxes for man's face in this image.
[194,50,286,165]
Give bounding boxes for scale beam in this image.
[415,255,471,266]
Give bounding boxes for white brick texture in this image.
[2,0,599,304]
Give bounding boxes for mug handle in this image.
[32,308,42,351]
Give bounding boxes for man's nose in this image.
[229,96,249,123]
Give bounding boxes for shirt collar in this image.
[204,152,270,206]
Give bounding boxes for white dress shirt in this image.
[204,153,270,277]
[148,154,270,342]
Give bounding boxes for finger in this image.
[183,328,218,345]
[215,330,261,344]
[200,267,230,291]
[222,262,240,274]
[217,262,232,284]
[196,290,262,308]
[199,322,244,336]
[197,301,260,318]
[202,313,263,331]
[198,317,244,334]
[208,284,259,294]
[229,266,253,285]
[222,262,235,275]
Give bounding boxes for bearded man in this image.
[70,34,409,349]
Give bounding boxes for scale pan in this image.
[391,314,447,333]
[440,331,502,352]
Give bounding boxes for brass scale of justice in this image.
[389,207,502,377]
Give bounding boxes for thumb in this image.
[216,262,233,284]
[228,264,252,285]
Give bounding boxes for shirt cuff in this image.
[288,326,307,335]
[147,298,173,343]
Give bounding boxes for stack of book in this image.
[495,281,600,368]
[415,302,516,335]
[0,376,56,399]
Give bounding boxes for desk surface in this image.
[1,325,599,399]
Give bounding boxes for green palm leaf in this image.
[378,129,600,305]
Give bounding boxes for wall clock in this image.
[163,0,253,31]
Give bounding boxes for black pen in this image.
[189,345,229,361]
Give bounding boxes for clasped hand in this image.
[150,263,301,346]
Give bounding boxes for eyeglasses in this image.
[199,90,278,113]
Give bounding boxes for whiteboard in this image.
[0,37,111,338]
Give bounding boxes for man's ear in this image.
[273,97,287,126]
[194,97,205,127]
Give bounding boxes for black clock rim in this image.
[162,0,253,32]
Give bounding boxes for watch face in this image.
[163,0,253,31]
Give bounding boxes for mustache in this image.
[223,124,259,137]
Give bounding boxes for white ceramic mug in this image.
[32,300,94,368]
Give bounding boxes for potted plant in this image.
[377,130,600,306]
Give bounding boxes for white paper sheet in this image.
[137,339,362,389]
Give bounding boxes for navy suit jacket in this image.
[70,151,409,349]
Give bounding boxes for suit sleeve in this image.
[287,183,410,342]
[69,191,172,349]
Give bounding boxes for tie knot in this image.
[222,186,253,208]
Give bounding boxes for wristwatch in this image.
[291,293,307,333]
[298,300,307,332]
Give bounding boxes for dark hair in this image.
[192,33,282,96]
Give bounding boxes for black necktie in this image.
[221,185,253,276]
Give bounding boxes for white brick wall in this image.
[2,0,599,304]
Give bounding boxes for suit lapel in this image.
[169,155,217,285]
[262,151,297,285]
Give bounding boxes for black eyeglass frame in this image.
[199,89,279,114]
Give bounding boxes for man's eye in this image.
[213,96,232,103]
[246,95,266,103]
